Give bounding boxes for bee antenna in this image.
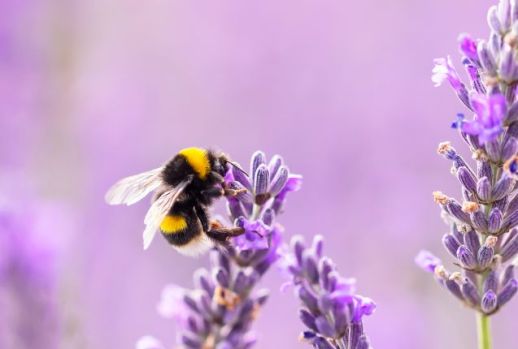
[228,161,248,176]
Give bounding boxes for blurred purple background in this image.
[1,0,517,348]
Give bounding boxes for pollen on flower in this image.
[433,191,449,205]
[462,201,480,213]
[449,272,464,283]
[484,236,498,248]
[504,31,518,47]
[202,335,216,349]
[472,149,488,161]
[458,224,471,233]
[434,265,448,279]
[251,303,261,321]
[214,285,241,310]
[437,141,453,155]
[482,75,499,87]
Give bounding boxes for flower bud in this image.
[499,46,516,82]
[492,174,514,200]
[457,167,477,193]
[501,137,518,161]
[464,230,481,257]
[478,245,494,269]
[457,245,477,269]
[477,40,497,75]
[461,279,480,305]
[481,290,497,313]
[299,309,318,332]
[498,279,517,307]
[253,164,269,195]
[442,234,460,258]
[477,177,491,201]
[483,271,498,293]
[269,166,289,196]
[488,207,503,233]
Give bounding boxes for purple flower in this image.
[140,151,301,349]
[432,56,470,107]
[462,58,486,94]
[432,56,464,89]
[422,1,518,332]
[225,151,302,260]
[282,235,375,349]
[156,284,190,327]
[141,249,267,349]
[352,296,376,322]
[415,250,442,273]
[233,217,270,251]
[460,93,506,143]
[458,33,479,62]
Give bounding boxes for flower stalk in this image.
[477,312,492,349]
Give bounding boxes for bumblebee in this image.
[105,147,246,255]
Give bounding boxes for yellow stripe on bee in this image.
[179,147,210,180]
[160,215,187,234]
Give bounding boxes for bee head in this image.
[215,153,247,177]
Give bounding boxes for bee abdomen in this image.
[160,215,187,233]
[160,214,201,246]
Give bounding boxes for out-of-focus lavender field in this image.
[1,0,516,348]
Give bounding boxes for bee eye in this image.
[216,157,228,174]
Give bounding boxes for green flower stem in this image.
[477,312,492,349]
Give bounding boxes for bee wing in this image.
[105,167,163,206]
[142,176,193,250]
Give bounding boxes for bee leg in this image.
[206,227,245,242]
[207,171,225,183]
[223,187,247,197]
[200,187,225,199]
[194,203,211,232]
[206,172,246,197]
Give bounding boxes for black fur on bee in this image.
[160,199,244,252]
[161,148,230,207]
[105,147,247,253]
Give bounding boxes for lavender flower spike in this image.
[227,150,302,258]
[0,201,61,349]
[282,235,375,349]
[422,1,518,347]
[139,151,301,349]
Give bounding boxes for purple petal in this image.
[458,33,478,61]
[415,250,441,273]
